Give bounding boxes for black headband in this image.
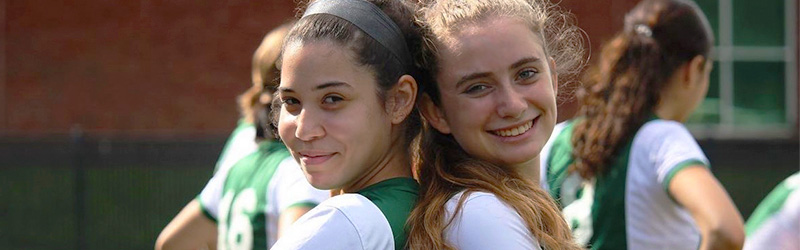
[302,0,412,67]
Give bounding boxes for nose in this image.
[294,109,325,141]
[495,84,526,119]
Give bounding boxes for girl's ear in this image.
[418,94,451,134]
[386,75,418,124]
[683,55,707,88]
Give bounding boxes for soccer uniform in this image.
[270,177,419,250]
[444,191,542,250]
[213,120,260,174]
[198,141,329,249]
[744,172,800,250]
[544,118,709,250]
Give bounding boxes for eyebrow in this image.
[454,56,542,89]
[455,72,491,89]
[278,81,351,93]
[510,56,541,70]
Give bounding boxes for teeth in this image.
[493,120,533,137]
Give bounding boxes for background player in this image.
[543,0,744,249]
[155,22,329,250]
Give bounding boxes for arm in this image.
[155,200,217,250]
[669,166,744,250]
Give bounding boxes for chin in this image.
[500,149,540,165]
[306,174,337,190]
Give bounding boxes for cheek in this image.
[441,96,487,123]
[530,85,558,110]
[277,112,296,140]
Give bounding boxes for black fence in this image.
[0,134,797,250]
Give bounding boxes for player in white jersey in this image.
[270,0,426,249]
[405,0,586,249]
[744,172,800,250]
[155,22,329,250]
[542,0,744,249]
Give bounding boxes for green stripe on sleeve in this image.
[662,159,708,204]
[284,201,319,211]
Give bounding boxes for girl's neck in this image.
[511,156,541,186]
[654,94,689,123]
[341,138,412,193]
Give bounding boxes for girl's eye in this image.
[517,69,538,81]
[322,95,344,105]
[280,97,301,113]
[464,84,490,94]
[281,97,300,106]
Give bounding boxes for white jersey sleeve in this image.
[636,120,709,189]
[270,194,394,250]
[198,159,234,220]
[269,157,329,212]
[444,191,542,250]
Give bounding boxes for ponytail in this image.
[570,0,713,178]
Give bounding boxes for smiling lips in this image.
[490,119,535,137]
[299,152,335,165]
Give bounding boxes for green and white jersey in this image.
[543,119,709,250]
[744,172,800,250]
[214,120,259,174]
[198,141,329,249]
[271,178,419,250]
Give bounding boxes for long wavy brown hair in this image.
[407,0,585,249]
[570,0,713,179]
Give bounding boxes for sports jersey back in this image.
[199,141,328,250]
[545,119,707,250]
[216,142,289,249]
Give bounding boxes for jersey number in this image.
[218,189,257,250]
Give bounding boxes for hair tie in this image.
[302,0,412,67]
[634,24,653,37]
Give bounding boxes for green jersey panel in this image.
[546,120,577,207]
[358,177,419,250]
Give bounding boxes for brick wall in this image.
[0,0,638,135]
[2,0,296,135]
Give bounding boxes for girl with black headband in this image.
[543,0,744,249]
[270,0,427,249]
